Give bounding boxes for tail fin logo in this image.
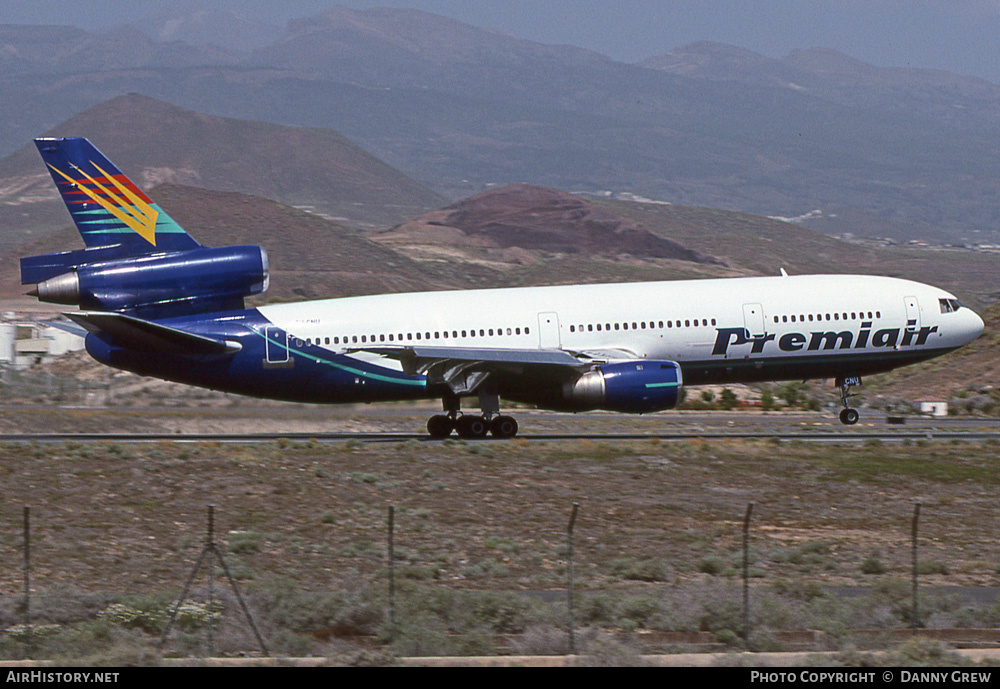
[47,161,159,246]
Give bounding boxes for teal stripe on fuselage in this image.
[260,331,425,388]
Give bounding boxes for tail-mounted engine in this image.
[23,245,269,318]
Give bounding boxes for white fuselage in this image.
[257,274,983,385]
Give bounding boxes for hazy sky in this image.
[4,0,1000,83]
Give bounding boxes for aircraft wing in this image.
[66,311,242,357]
[350,344,634,395]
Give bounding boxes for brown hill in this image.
[377,184,726,270]
[0,93,447,254]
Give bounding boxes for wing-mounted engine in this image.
[561,360,683,413]
[23,245,269,319]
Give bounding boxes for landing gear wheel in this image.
[839,408,860,425]
[490,415,518,439]
[456,414,489,439]
[427,414,455,439]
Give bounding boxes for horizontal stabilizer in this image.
[43,319,89,339]
[66,311,241,357]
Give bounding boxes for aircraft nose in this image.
[967,308,985,342]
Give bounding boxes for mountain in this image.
[128,2,285,53]
[0,94,447,253]
[249,5,615,86]
[1,8,1000,244]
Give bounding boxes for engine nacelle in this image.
[562,360,683,413]
[29,245,268,317]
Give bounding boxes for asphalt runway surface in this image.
[2,406,999,443]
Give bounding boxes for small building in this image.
[0,320,85,369]
[919,400,949,417]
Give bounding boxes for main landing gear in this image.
[427,393,519,440]
[837,375,861,425]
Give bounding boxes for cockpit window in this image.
[939,298,963,313]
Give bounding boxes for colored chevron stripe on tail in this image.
[35,137,199,253]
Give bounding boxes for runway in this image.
[3,404,999,443]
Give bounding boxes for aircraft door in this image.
[904,296,920,330]
[742,303,765,338]
[265,326,289,364]
[538,312,561,349]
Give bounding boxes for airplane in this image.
[21,138,985,438]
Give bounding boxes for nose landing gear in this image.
[837,375,861,425]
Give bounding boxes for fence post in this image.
[207,505,215,657]
[22,505,31,660]
[159,505,268,656]
[388,505,396,645]
[743,501,754,648]
[912,502,921,631]
[567,502,579,656]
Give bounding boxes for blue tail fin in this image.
[35,137,200,253]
